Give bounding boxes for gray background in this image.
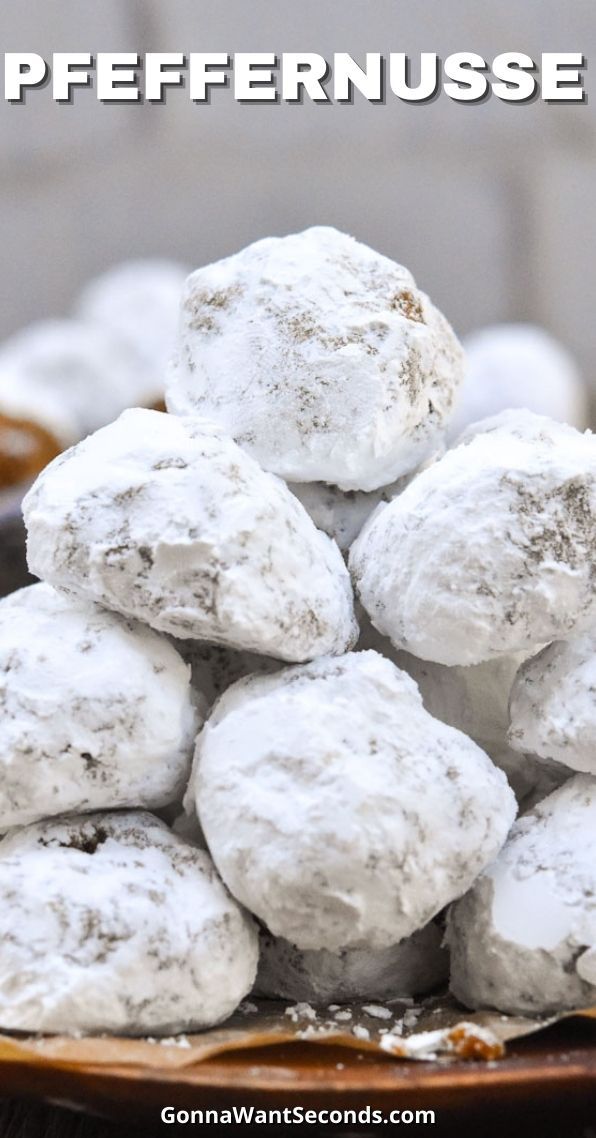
[1,0,595,394]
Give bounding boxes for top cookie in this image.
[166,227,464,491]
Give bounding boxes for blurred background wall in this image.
[1,0,595,391]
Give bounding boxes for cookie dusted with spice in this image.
[446,775,596,1015]
[0,319,148,447]
[449,323,588,439]
[509,632,596,775]
[0,583,201,831]
[357,615,568,811]
[0,811,259,1034]
[255,922,448,1005]
[350,410,596,666]
[77,259,189,409]
[193,651,515,953]
[166,227,464,491]
[24,409,357,661]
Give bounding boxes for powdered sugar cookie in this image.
[509,632,596,774]
[0,319,147,444]
[24,409,357,661]
[0,811,258,1034]
[77,259,188,408]
[449,324,588,438]
[350,411,596,665]
[447,775,596,1014]
[167,227,464,491]
[0,583,200,831]
[194,651,515,952]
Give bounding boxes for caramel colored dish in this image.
[0,413,62,490]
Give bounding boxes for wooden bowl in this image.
[0,1018,594,1127]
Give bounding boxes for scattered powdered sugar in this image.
[284,1003,318,1023]
[362,1005,392,1020]
[145,1035,192,1049]
[238,1001,259,1016]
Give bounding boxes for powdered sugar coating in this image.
[394,648,568,810]
[350,411,596,666]
[77,259,188,407]
[166,227,464,491]
[449,324,588,439]
[446,776,596,1014]
[509,633,596,774]
[0,811,259,1034]
[255,923,448,1004]
[286,478,409,553]
[24,409,357,661]
[286,449,444,553]
[0,319,147,444]
[0,583,200,831]
[357,615,568,810]
[195,651,515,952]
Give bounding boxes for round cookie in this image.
[357,615,568,811]
[166,226,464,491]
[449,323,588,439]
[254,923,448,1005]
[509,632,596,774]
[0,811,259,1034]
[194,651,516,953]
[24,409,357,661]
[0,319,147,443]
[0,583,200,831]
[350,410,596,666]
[77,259,188,408]
[446,775,596,1015]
